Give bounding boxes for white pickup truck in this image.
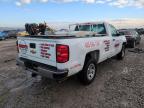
[17,22,126,85]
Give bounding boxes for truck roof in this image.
[69,21,107,26]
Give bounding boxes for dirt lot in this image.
[0,38,144,108]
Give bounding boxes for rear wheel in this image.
[78,59,97,85]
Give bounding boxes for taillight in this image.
[56,44,69,63]
[16,40,19,53]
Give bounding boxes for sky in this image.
[0,0,144,28]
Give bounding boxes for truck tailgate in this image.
[18,37,57,67]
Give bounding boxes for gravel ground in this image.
[0,37,144,108]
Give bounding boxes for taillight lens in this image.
[16,40,19,53]
[56,44,69,63]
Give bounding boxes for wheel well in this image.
[84,50,99,64]
[123,42,126,47]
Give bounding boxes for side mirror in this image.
[113,33,120,37]
[115,30,121,36]
[119,32,124,35]
[116,33,121,36]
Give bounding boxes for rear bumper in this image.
[16,58,68,80]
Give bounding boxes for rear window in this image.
[75,25,91,31]
[92,24,106,34]
[75,24,106,34]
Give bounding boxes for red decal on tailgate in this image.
[40,43,53,59]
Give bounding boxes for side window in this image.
[109,25,118,37]
[92,24,106,34]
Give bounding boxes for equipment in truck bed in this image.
[25,23,46,35]
[25,22,55,36]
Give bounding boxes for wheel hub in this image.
[87,63,95,80]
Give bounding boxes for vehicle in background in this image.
[136,28,144,36]
[118,29,141,48]
[16,31,29,37]
[7,30,18,38]
[1,31,9,38]
[2,30,19,38]
[0,32,7,40]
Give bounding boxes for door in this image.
[92,23,112,62]
[109,24,122,57]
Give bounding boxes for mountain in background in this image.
[0,27,24,31]
[0,19,144,31]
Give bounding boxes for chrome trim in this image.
[16,58,68,79]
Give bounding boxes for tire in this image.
[117,45,125,60]
[78,59,97,85]
[130,41,135,48]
